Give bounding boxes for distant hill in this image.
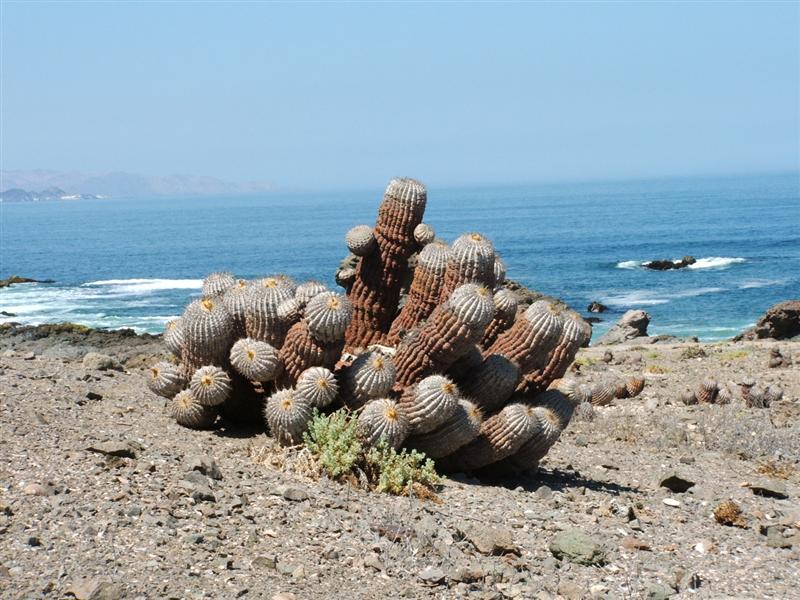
[0,186,101,202]
[0,170,274,198]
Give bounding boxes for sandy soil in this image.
[0,324,798,600]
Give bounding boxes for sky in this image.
[1,1,798,189]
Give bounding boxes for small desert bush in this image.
[302,410,441,496]
[645,364,669,374]
[719,349,749,361]
[680,346,707,359]
[303,409,362,478]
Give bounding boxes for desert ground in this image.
[0,323,798,600]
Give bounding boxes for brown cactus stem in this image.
[515,311,591,396]
[344,178,427,351]
[387,241,449,344]
[392,285,495,388]
[276,321,344,388]
[480,288,519,349]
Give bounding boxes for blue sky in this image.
[1,1,798,189]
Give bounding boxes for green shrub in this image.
[302,410,440,496]
[303,410,362,479]
[365,441,441,495]
[680,346,707,359]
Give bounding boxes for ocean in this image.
[1,173,798,342]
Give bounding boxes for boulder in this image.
[643,256,696,271]
[587,301,608,313]
[82,352,122,371]
[595,310,650,345]
[735,300,800,341]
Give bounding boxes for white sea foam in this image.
[616,260,642,270]
[615,256,746,270]
[738,278,786,289]
[83,278,203,293]
[686,257,746,270]
[600,286,726,308]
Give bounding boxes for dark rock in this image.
[748,481,789,499]
[585,316,602,324]
[549,529,607,565]
[27,536,41,547]
[643,256,696,271]
[85,391,103,401]
[659,473,695,493]
[587,301,608,313]
[282,487,310,502]
[86,441,136,459]
[735,300,800,341]
[0,275,54,289]
[186,455,223,480]
[459,524,518,555]
[595,310,650,345]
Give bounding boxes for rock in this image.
[419,566,445,585]
[68,578,124,600]
[764,526,792,549]
[186,455,222,480]
[735,300,800,341]
[272,594,296,600]
[643,256,695,270]
[82,352,122,371]
[621,536,651,551]
[646,583,674,600]
[587,301,608,313]
[535,485,553,501]
[459,524,517,555]
[548,529,607,566]
[0,275,53,288]
[595,310,650,345]
[659,473,695,493]
[180,472,215,503]
[281,487,310,502]
[86,441,136,459]
[645,397,660,411]
[22,482,50,496]
[253,555,278,569]
[662,498,681,507]
[748,480,789,499]
[27,536,41,546]
[556,582,584,599]
[448,564,486,583]
[363,553,384,571]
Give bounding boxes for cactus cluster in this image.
[146,177,592,476]
[678,377,783,408]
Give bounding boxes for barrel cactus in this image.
[144,175,594,480]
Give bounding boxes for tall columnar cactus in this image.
[387,241,451,344]
[486,300,564,381]
[345,178,427,350]
[480,288,518,349]
[440,233,496,300]
[393,283,495,387]
[516,309,592,395]
[146,176,593,479]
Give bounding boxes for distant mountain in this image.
[0,170,274,198]
[0,186,102,202]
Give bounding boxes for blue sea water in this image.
[1,173,798,342]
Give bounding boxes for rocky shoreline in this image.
[0,321,798,599]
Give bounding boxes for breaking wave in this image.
[600,287,726,308]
